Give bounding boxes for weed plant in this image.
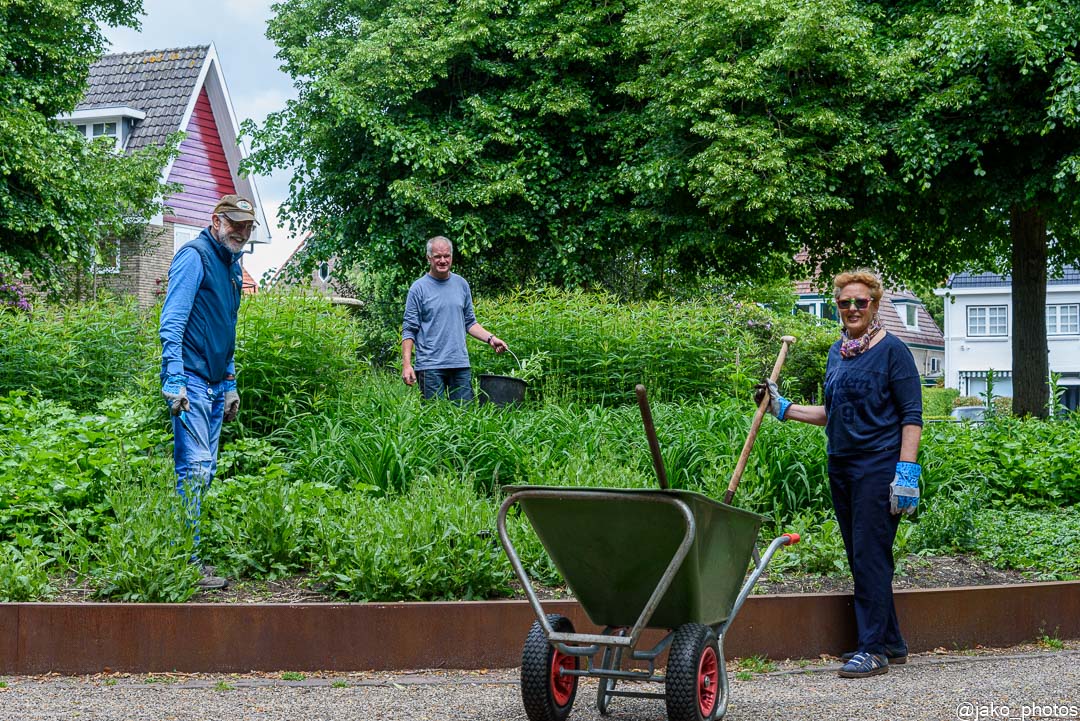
[309,474,513,601]
[973,506,1080,580]
[234,290,369,436]
[0,540,54,601]
[63,465,201,602]
[0,297,157,410]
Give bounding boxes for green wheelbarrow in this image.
[496,486,799,721]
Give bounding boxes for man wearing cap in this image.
[159,194,255,590]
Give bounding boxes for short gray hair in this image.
[426,235,453,256]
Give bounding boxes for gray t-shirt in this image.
[402,272,477,370]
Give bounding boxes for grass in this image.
[213,680,234,691]
[1038,633,1065,650]
[280,672,305,681]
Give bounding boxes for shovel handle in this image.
[635,384,669,490]
[723,336,796,505]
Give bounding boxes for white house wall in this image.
[938,283,1080,398]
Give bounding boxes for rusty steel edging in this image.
[1,582,1077,675]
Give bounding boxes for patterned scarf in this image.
[839,315,883,359]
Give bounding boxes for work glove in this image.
[223,378,240,423]
[890,461,921,516]
[162,374,189,416]
[753,379,791,421]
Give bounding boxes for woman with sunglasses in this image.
[756,269,923,678]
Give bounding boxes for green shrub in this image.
[0,297,157,409]
[472,288,836,407]
[233,290,368,435]
[64,468,201,603]
[309,475,512,601]
[922,387,960,417]
[910,482,984,553]
[0,540,54,601]
[0,391,169,544]
[974,506,1080,580]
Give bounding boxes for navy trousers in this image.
[828,448,906,655]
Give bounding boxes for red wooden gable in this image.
[164,87,236,227]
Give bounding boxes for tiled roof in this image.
[878,290,944,349]
[76,46,209,152]
[950,265,1080,288]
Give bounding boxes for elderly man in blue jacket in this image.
[159,194,253,590]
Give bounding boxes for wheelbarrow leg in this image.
[595,629,626,715]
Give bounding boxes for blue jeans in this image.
[417,367,473,402]
[171,372,226,554]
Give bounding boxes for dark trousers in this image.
[417,367,473,402]
[828,448,906,655]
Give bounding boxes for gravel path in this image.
[1,646,1077,721]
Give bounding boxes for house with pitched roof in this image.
[934,266,1080,411]
[56,44,269,304]
[794,281,945,380]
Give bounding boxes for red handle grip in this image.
[782,533,801,545]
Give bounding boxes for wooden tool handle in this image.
[636,384,669,490]
[723,336,796,505]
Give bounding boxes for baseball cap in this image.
[213,194,259,225]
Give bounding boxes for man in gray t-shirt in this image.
[401,236,508,401]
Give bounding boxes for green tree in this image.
[0,0,179,292]
[246,0,798,296]
[621,0,1080,417]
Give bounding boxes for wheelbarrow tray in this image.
[506,485,767,629]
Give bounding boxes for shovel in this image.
[723,335,796,504]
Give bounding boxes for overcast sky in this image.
[103,0,301,280]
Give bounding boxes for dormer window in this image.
[55,107,145,152]
[894,301,919,331]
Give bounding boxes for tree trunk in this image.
[1010,205,1048,418]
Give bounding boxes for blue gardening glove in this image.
[890,461,921,515]
[162,373,189,416]
[223,378,239,423]
[753,379,791,421]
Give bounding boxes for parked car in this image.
[950,406,987,422]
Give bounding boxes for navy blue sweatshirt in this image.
[823,332,923,457]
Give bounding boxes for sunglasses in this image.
[837,297,872,311]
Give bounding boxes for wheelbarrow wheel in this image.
[521,614,579,721]
[666,623,723,721]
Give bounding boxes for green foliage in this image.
[0,539,54,601]
[0,297,158,409]
[0,0,180,290]
[923,415,1080,506]
[471,288,836,406]
[63,469,202,602]
[246,0,803,295]
[0,391,169,544]
[923,387,960,418]
[973,506,1080,581]
[233,291,368,435]
[309,475,512,601]
[909,482,984,554]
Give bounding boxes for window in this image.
[930,357,941,373]
[1047,304,1080,335]
[967,305,1008,336]
[318,262,331,283]
[896,302,919,330]
[173,224,202,254]
[92,122,117,138]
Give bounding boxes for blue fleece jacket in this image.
[159,227,243,384]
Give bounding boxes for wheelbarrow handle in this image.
[635,384,669,490]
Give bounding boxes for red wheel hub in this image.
[550,649,576,706]
[697,646,719,717]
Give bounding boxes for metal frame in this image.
[497,487,796,719]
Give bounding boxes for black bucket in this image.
[478,374,527,406]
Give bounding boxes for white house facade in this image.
[935,267,1080,411]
